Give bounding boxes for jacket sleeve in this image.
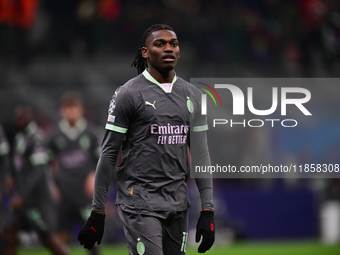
[92,130,125,211]
[190,130,214,210]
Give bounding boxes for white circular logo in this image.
[186,97,194,113]
[136,238,145,255]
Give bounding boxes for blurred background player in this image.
[0,124,10,194]
[47,92,101,255]
[0,124,10,253]
[4,106,70,255]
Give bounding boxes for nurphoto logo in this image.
[190,78,339,179]
[194,79,312,128]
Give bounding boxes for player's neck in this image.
[147,67,175,84]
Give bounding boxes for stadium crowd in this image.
[0,0,340,77]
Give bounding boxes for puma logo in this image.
[145,101,156,109]
[89,226,97,232]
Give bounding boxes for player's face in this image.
[61,104,83,126]
[142,29,180,73]
[15,109,31,131]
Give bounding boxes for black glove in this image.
[78,211,105,250]
[195,210,215,253]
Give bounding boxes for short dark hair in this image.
[14,105,33,120]
[60,92,83,108]
[131,24,175,74]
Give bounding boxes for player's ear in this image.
[141,47,148,58]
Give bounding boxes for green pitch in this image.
[19,241,340,255]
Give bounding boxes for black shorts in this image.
[117,205,189,255]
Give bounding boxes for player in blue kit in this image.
[78,24,215,254]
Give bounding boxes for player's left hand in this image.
[195,210,215,253]
[78,211,105,250]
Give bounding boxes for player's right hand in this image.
[78,211,105,250]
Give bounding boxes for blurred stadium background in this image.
[1,0,340,254]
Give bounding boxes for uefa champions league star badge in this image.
[136,238,145,255]
[186,97,194,113]
[108,99,116,114]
